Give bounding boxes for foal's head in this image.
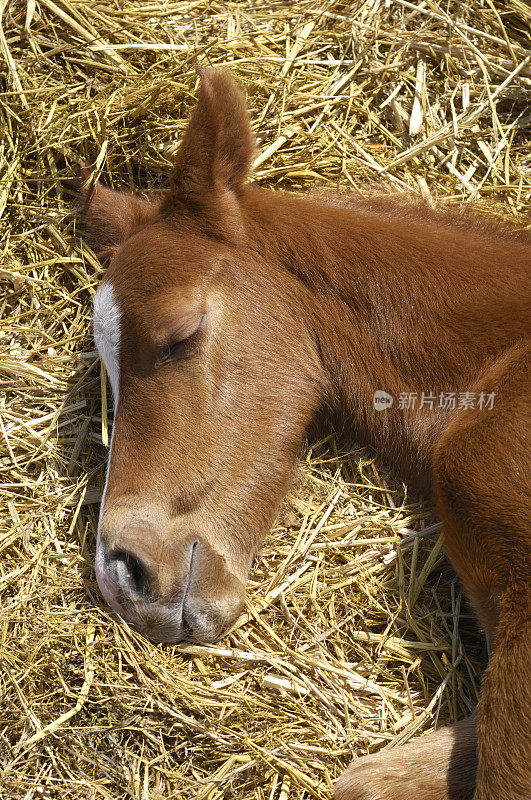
[86,70,323,642]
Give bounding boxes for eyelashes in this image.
[157,319,204,366]
[159,337,192,364]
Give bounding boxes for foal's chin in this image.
[132,583,246,644]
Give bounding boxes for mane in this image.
[302,184,531,245]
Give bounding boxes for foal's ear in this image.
[81,178,155,255]
[169,68,255,203]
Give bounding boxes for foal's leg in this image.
[335,716,477,800]
[433,343,531,800]
[335,342,531,800]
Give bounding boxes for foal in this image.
[83,69,531,800]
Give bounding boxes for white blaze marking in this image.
[93,282,121,401]
[93,281,121,531]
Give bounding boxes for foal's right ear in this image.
[80,176,155,256]
[168,68,256,205]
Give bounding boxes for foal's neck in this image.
[241,186,529,492]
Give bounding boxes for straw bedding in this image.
[1,1,529,798]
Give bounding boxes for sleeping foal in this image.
[83,69,530,800]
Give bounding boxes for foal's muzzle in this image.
[95,531,246,643]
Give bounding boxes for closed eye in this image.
[159,340,187,364]
[158,321,204,365]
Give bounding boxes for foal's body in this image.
[85,70,531,799]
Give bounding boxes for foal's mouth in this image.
[94,537,245,643]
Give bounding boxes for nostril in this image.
[112,550,148,597]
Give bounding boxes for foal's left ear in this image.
[81,177,155,255]
[168,68,256,204]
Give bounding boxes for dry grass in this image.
[1,1,530,798]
